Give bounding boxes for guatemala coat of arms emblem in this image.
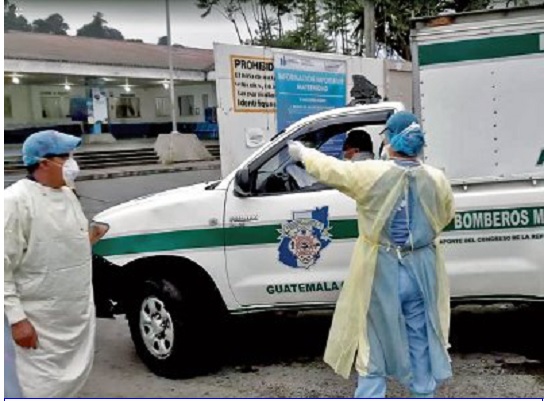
[278,207,332,268]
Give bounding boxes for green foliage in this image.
[31,13,69,35]
[197,0,519,57]
[76,12,124,40]
[4,2,31,32]
[259,26,332,52]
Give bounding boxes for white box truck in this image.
[92,5,544,378]
[411,5,544,301]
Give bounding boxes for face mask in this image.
[343,149,354,161]
[62,158,80,186]
[380,144,391,161]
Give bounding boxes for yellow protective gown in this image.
[302,150,454,380]
[4,179,96,398]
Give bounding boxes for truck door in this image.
[223,106,399,307]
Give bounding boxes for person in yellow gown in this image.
[288,111,455,398]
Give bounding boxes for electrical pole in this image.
[166,0,178,133]
[363,0,376,58]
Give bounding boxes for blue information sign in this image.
[275,54,347,132]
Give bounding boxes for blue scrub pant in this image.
[354,265,436,398]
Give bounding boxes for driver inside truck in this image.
[287,128,375,189]
[342,128,374,161]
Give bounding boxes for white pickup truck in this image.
[92,6,544,378]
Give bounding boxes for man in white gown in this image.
[4,130,96,398]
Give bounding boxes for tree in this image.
[157,35,185,47]
[197,0,334,52]
[349,2,365,55]
[268,0,294,39]
[197,0,298,47]
[350,0,496,60]
[4,2,31,32]
[32,13,69,35]
[292,0,330,52]
[196,0,245,44]
[251,0,333,52]
[76,12,124,40]
[195,0,533,57]
[264,26,332,52]
[323,0,357,54]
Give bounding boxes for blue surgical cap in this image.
[385,111,425,157]
[22,130,82,166]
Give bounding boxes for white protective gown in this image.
[4,179,96,398]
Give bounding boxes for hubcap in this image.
[139,296,174,359]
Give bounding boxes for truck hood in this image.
[93,181,224,239]
[95,182,207,221]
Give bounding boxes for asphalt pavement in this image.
[80,305,543,398]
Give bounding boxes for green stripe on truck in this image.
[93,219,359,257]
[419,33,543,66]
[94,208,543,257]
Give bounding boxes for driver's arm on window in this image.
[301,149,387,203]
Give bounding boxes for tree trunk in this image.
[238,0,254,43]
[340,0,346,54]
[263,5,272,43]
[313,0,318,45]
[277,6,283,38]
[259,4,268,44]
[231,18,243,44]
[402,43,412,61]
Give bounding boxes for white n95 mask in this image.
[63,158,80,186]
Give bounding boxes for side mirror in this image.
[233,168,251,197]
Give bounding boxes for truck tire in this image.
[127,277,222,378]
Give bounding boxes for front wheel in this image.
[127,278,222,378]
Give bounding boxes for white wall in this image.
[175,84,217,124]
[214,43,412,176]
[346,57,386,99]
[214,44,278,176]
[106,83,216,125]
[385,61,413,112]
[4,82,217,130]
[4,84,33,128]
[5,84,84,129]
[30,85,85,126]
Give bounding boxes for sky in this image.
[15,0,297,49]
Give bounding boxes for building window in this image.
[202,93,209,110]
[41,96,70,119]
[113,96,141,118]
[179,95,194,116]
[5,96,13,118]
[155,97,170,117]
